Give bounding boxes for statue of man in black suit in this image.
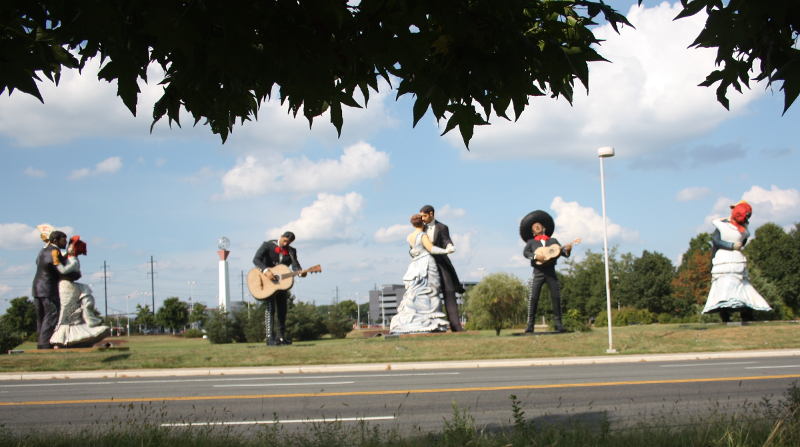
[419,205,464,331]
[31,230,67,349]
[253,231,304,345]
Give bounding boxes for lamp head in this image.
[597,146,615,158]
[217,236,230,251]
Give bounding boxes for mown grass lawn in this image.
[1,321,798,373]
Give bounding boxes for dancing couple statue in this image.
[32,225,109,349]
[390,205,464,334]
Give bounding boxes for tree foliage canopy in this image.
[464,273,527,335]
[1,0,630,147]
[3,2,796,147]
[676,0,800,112]
[0,296,37,337]
[156,297,189,332]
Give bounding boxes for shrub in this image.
[325,307,353,339]
[204,310,232,344]
[560,308,591,332]
[182,328,204,338]
[595,307,656,327]
[0,318,23,354]
[235,304,266,343]
[286,301,326,341]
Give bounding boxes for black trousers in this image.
[265,290,289,340]
[34,295,59,348]
[526,270,563,331]
[439,270,463,331]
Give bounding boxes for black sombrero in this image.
[519,210,554,242]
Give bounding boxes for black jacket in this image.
[429,221,465,293]
[523,237,570,273]
[32,244,65,297]
[253,240,301,271]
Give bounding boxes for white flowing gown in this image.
[702,218,772,314]
[389,232,450,334]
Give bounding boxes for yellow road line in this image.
[3,374,799,407]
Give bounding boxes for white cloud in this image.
[69,156,123,180]
[0,59,159,147]
[23,167,46,178]
[96,156,122,174]
[0,223,74,250]
[450,2,761,161]
[0,58,397,151]
[437,205,466,219]
[550,196,638,245]
[68,168,91,180]
[742,186,800,230]
[0,284,11,296]
[266,192,364,242]
[3,264,31,276]
[676,186,711,202]
[219,142,389,198]
[450,232,474,261]
[374,224,409,243]
[702,185,800,231]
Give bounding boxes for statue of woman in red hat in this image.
[702,201,771,322]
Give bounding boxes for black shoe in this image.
[36,344,53,350]
[278,334,292,345]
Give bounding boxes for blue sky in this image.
[1,1,798,316]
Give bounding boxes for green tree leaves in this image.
[464,273,527,335]
[0,0,631,146]
[676,0,800,113]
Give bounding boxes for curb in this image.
[2,349,800,381]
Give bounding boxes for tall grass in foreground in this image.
[3,384,799,447]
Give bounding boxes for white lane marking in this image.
[0,381,111,388]
[745,365,800,369]
[659,362,758,368]
[213,381,355,388]
[161,415,395,427]
[0,372,459,388]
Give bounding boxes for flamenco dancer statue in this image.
[702,200,771,322]
[50,236,110,347]
[389,214,452,334]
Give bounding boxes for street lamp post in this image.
[597,146,617,354]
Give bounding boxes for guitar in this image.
[533,238,581,265]
[247,264,322,300]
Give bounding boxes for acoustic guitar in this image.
[247,264,322,300]
[533,238,581,265]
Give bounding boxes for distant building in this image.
[369,284,403,326]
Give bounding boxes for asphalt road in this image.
[2,353,800,435]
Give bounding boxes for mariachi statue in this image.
[520,210,579,333]
[702,200,771,322]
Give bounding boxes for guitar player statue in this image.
[520,210,580,334]
[252,231,305,346]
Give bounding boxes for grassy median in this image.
[1,321,798,373]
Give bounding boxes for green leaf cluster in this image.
[464,273,527,335]
[0,0,631,146]
[676,0,800,112]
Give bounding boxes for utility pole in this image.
[148,256,156,314]
[103,261,108,319]
[241,270,245,301]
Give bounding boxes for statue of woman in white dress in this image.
[50,236,110,347]
[390,214,452,334]
[702,201,771,322]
